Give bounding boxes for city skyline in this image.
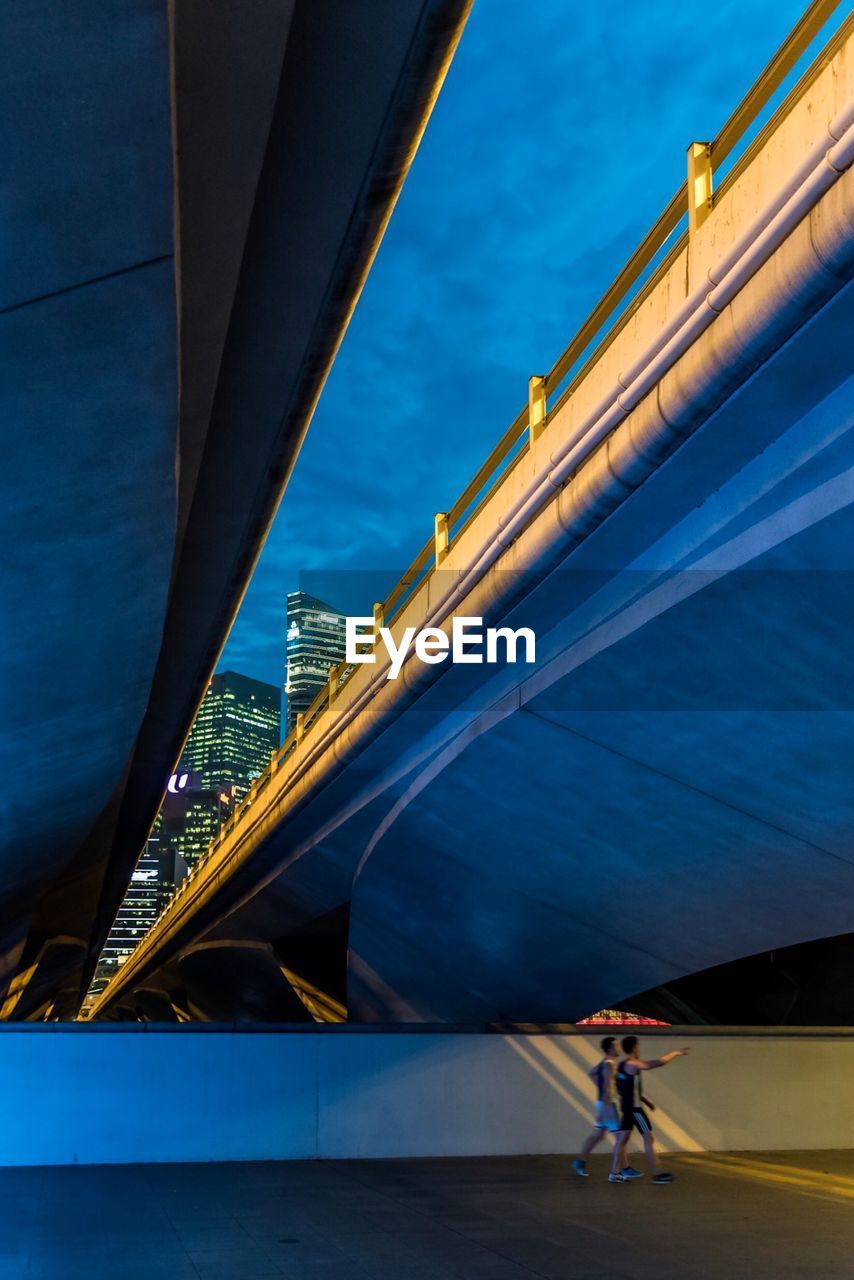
[93,668,282,991]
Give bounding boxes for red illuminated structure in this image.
[578,1010,669,1026]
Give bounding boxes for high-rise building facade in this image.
[91,835,186,994]
[93,672,278,995]
[180,670,280,798]
[284,591,347,735]
[158,778,232,871]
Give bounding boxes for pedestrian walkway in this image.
[1,1151,850,1278]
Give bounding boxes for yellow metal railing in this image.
[90,0,850,1010]
[382,0,847,624]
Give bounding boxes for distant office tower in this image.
[285,591,347,735]
[145,826,189,910]
[92,776,230,994]
[93,835,185,993]
[180,670,280,798]
[158,774,233,871]
[93,674,278,994]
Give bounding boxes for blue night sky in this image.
[220,0,811,689]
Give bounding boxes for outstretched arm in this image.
[627,1049,690,1072]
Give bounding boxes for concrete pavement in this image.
[2,1152,851,1279]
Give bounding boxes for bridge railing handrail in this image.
[88,0,849,1017]
[383,0,846,622]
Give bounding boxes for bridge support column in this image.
[528,374,546,444]
[328,663,344,708]
[434,512,449,566]
[688,140,713,235]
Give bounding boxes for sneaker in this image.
[652,1172,676,1184]
[571,1159,589,1178]
[608,1172,627,1183]
[621,1166,644,1179]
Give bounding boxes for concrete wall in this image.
[1,1028,852,1166]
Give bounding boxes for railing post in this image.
[295,711,305,743]
[372,600,384,636]
[687,141,713,235]
[328,663,338,708]
[528,375,546,445]
[434,512,449,567]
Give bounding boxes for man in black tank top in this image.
[609,1035,690,1184]
[572,1036,643,1178]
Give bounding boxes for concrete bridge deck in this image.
[5,1152,851,1280]
[0,0,472,1022]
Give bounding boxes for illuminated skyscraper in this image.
[285,591,347,735]
[92,835,186,993]
[93,673,278,995]
[180,670,280,798]
[158,778,232,871]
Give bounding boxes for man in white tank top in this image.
[572,1036,642,1179]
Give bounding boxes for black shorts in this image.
[620,1106,653,1136]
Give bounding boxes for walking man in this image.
[609,1035,690,1185]
[572,1036,643,1180]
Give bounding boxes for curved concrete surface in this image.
[0,0,472,1018]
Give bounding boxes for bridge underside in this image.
[350,290,854,1023]
[103,263,854,1023]
[0,0,470,1019]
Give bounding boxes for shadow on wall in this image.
[507,1034,704,1152]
